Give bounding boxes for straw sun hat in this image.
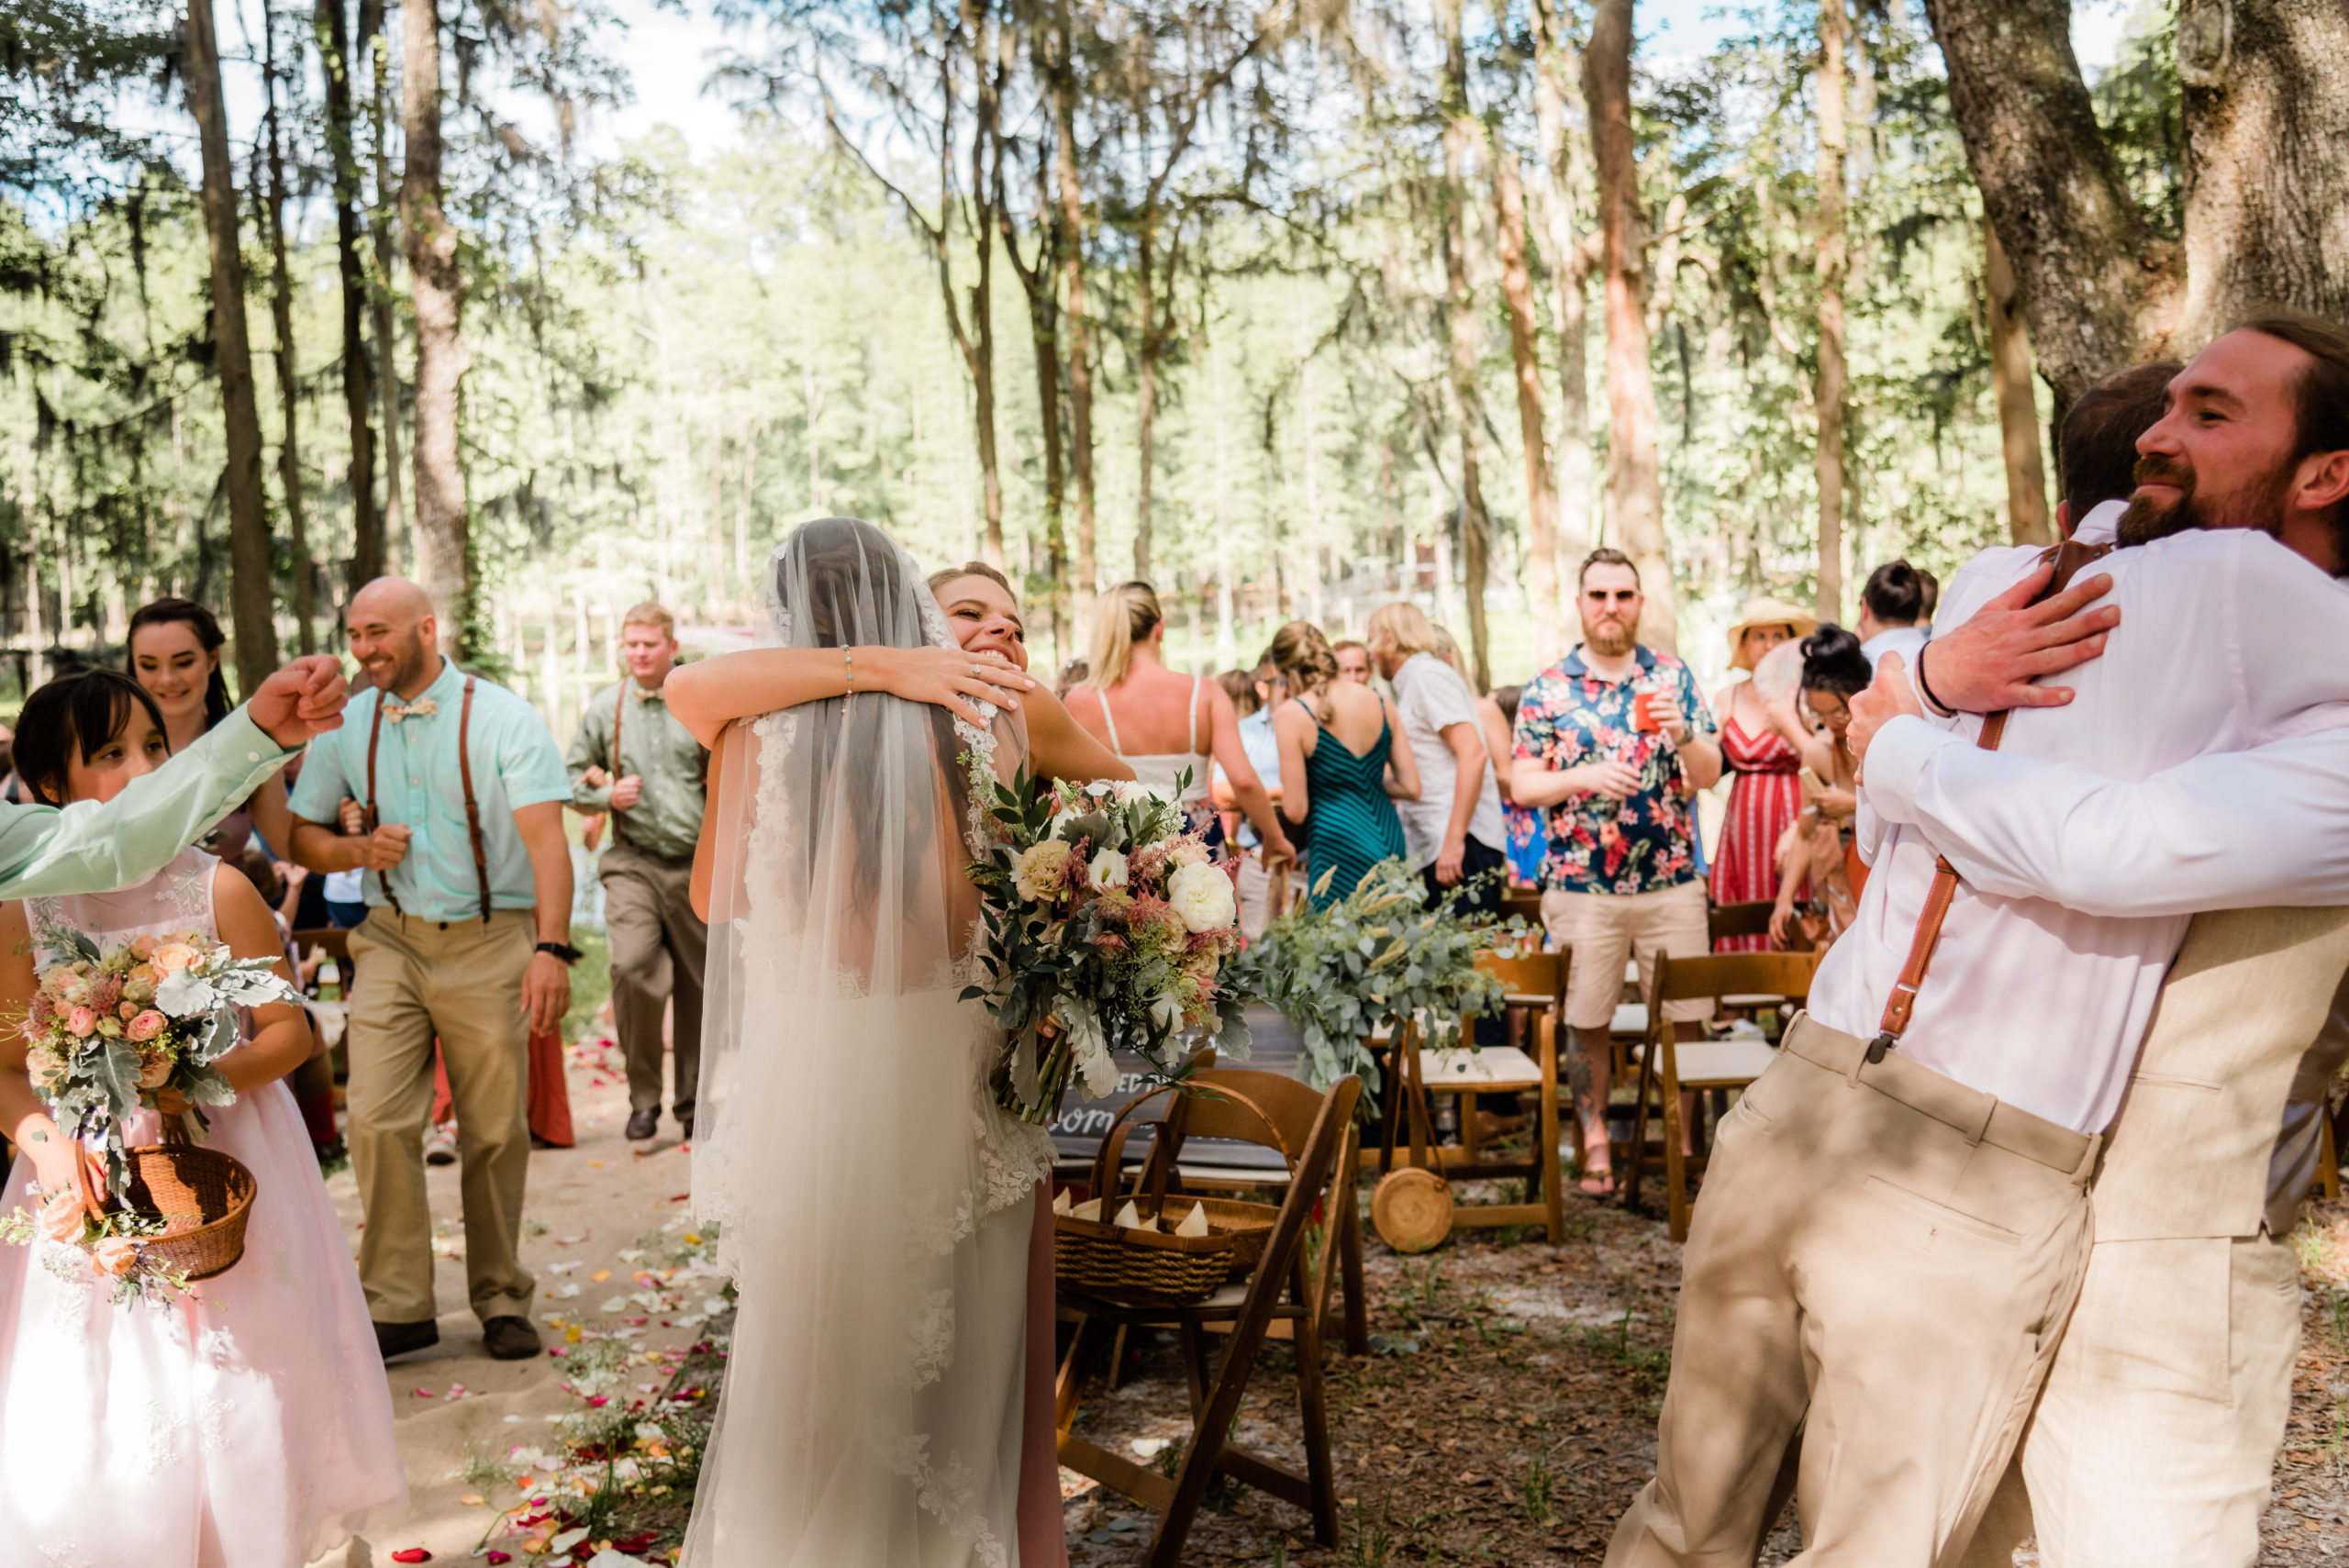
[1726,596,1819,671]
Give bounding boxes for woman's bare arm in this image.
[667,647,1037,750]
[1381,692,1423,801]
[1274,705,1313,825]
[1205,686,1294,861]
[209,865,311,1095]
[0,903,82,1194]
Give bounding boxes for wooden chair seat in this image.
[1670,1037,1779,1087]
[1419,1044,1545,1089]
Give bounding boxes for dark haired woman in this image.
[1269,619,1419,909]
[0,669,404,1562]
[1769,625,1874,948]
[129,598,296,862]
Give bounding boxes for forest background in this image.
[3,0,2342,744]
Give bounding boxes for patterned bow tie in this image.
[383,696,439,723]
[630,684,664,704]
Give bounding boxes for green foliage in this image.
[1227,860,1521,1091]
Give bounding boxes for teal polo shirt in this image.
[289,658,571,921]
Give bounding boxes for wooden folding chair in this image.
[1368,951,1568,1250]
[1625,951,1820,1241]
[1057,1071,1364,1564]
[1706,899,1776,946]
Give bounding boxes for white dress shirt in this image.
[1860,624,1928,672]
[1809,526,2349,1133]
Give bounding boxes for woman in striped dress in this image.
[1708,599,1814,951]
[1268,621,1420,909]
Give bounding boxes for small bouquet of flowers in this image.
[962,767,1252,1123]
[0,925,297,1301]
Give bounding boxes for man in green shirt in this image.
[566,601,708,1142]
[0,655,347,897]
[290,577,575,1364]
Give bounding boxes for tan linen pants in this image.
[1606,1014,2098,1568]
[1961,1234,2300,1568]
[600,839,707,1117]
[346,907,538,1324]
[1542,882,1714,1031]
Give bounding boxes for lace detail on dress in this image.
[879,1433,1009,1568]
[903,1286,956,1391]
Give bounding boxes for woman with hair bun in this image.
[1768,624,1874,948]
[1269,620,1419,908]
[1064,582,1295,866]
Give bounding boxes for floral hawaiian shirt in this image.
[1510,644,1716,895]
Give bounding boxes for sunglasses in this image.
[1582,589,1640,605]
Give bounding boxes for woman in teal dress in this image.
[1269,620,1421,908]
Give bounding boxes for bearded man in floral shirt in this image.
[1512,548,1723,1194]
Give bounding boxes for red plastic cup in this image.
[1632,691,1660,734]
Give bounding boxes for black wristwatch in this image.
[536,941,583,966]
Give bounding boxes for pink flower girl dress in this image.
[0,849,406,1566]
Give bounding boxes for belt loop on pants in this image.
[2071,1131,2104,1188]
[1962,1096,1995,1148]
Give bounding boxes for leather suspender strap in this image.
[607,682,629,850]
[363,695,404,917]
[457,676,494,925]
[1867,538,2112,1063]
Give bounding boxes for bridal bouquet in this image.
[961,766,1251,1124]
[2,926,297,1297]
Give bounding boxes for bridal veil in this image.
[686,517,1051,1567]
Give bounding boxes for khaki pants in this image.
[1542,881,1714,1031]
[346,908,538,1325]
[1607,1015,2097,1568]
[601,839,707,1117]
[1962,1234,2300,1568]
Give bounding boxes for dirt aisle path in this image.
[324,1031,718,1566]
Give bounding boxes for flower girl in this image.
[0,671,405,1565]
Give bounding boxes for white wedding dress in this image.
[683,518,1054,1567]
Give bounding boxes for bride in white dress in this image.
[668,517,1053,1566]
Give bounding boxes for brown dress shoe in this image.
[483,1315,543,1361]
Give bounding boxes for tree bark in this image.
[1493,146,1561,667]
[1435,0,1490,687]
[1135,218,1160,581]
[1052,0,1097,630]
[969,0,1007,570]
[2176,0,2349,345]
[184,0,278,691]
[1529,0,1594,606]
[1583,0,1675,650]
[1813,0,1848,622]
[1922,0,2177,401]
[319,0,382,590]
[1001,136,1069,653]
[1986,221,2053,543]
[262,5,316,655]
[402,0,471,647]
[364,0,406,577]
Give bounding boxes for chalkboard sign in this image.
[1047,1004,1308,1180]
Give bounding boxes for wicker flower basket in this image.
[75,1121,257,1282]
[1053,1084,1286,1306]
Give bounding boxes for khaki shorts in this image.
[1541,881,1714,1032]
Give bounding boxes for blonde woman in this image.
[1366,606,1507,896]
[1064,582,1295,865]
[1271,620,1419,908]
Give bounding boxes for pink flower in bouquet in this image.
[152,942,201,975]
[127,1009,169,1043]
[1166,838,1210,870]
[117,1000,138,1021]
[124,965,158,1005]
[88,974,123,1016]
[37,1187,85,1244]
[27,993,51,1030]
[130,934,160,959]
[54,971,91,1007]
[65,1006,97,1039]
[91,1236,139,1277]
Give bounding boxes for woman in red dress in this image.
[1709,598,1815,951]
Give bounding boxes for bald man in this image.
[290,577,574,1363]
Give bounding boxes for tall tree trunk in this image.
[364,0,406,576]
[967,0,1007,571]
[318,0,382,590]
[1986,221,2053,543]
[1813,0,1848,623]
[1584,0,1675,650]
[402,0,471,647]
[1435,0,1490,687]
[2176,0,2349,344]
[1530,0,1594,611]
[1922,0,2176,401]
[1052,0,1097,630]
[184,0,278,691]
[1493,146,1560,667]
[1004,202,1068,652]
[262,6,316,655]
[1134,225,1159,581]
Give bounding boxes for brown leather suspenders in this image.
[606,682,629,850]
[1865,537,2113,1063]
[362,675,495,926]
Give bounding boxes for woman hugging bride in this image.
[666,517,1130,1567]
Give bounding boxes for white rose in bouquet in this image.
[1167,860,1238,933]
[1087,848,1130,892]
